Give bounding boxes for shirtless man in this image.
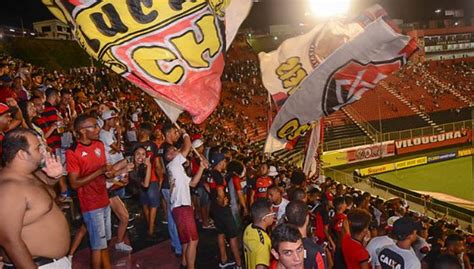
[0,127,71,268]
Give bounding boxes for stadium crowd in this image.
[0,50,473,269]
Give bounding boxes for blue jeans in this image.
[83,206,111,250]
[162,188,182,254]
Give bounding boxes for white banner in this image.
[264,18,418,152]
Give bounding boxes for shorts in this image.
[197,186,210,206]
[139,181,160,208]
[211,204,238,238]
[82,206,111,250]
[3,256,72,269]
[172,206,199,244]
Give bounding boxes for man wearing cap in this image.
[208,151,242,268]
[0,103,13,160]
[100,110,124,165]
[378,217,422,269]
[99,109,134,252]
[366,216,399,268]
[190,138,213,229]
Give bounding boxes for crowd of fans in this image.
[0,47,473,269]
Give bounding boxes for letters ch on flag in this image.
[43,0,252,124]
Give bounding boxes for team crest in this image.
[94,148,102,158]
[322,57,405,116]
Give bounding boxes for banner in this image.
[395,129,472,155]
[458,148,474,157]
[360,163,395,176]
[346,141,395,163]
[322,141,395,168]
[43,0,251,124]
[321,151,349,168]
[264,18,418,153]
[395,157,427,170]
[259,5,389,106]
[427,152,457,163]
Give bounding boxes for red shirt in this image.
[332,213,347,234]
[254,176,273,200]
[232,175,245,192]
[324,191,334,202]
[66,141,109,213]
[269,259,278,269]
[341,234,371,269]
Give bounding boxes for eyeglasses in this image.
[81,124,99,130]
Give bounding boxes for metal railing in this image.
[323,135,374,151]
[323,120,472,151]
[342,106,381,142]
[381,120,472,141]
[324,168,474,225]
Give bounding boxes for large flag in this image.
[259,5,389,108]
[264,18,418,152]
[43,0,252,124]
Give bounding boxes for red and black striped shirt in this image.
[36,102,61,150]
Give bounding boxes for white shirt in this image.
[378,244,421,269]
[99,128,124,164]
[412,236,430,261]
[272,198,289,224]
[168,154,192,209]
[366,235,396,267]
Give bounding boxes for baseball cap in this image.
[393,217,422,239]
[386,216,401,230]
[210,152,226,166]
[0,103,11,115]
[268,166,278,177]
[102,110,117,121]
[192,139,204,149]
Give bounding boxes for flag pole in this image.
[172,121,207,162]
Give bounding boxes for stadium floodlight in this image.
[9,29,15,32]
[309,0,351,18]
[274,36,278,41]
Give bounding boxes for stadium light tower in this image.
[309,0,351,18]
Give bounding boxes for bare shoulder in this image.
[0,177,29,199]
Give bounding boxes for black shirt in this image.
[303,237,328,269]
[208,169,229,207]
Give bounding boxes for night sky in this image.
[0,0,472,29]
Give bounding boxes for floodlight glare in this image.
[309,0,351,18]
